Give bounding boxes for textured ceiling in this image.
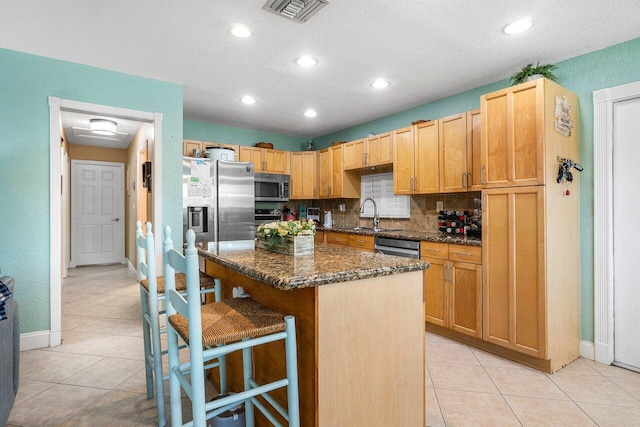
[3,0,640,138]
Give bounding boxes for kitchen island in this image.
[198,241,429,427]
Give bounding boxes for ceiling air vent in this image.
[263,0,329,23]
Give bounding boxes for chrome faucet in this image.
[360,198,380,231]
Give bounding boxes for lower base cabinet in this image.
[421,241,482,338]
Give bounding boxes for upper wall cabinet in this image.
[439,110,482,192]
[393,122,439,194]
[318,145,359,199]
[290,151,317,199]
[343,132,393,170]
[239,146,289,174]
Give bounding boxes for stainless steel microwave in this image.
[255,173,290,202]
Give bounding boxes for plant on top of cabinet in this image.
[509,62,558,86]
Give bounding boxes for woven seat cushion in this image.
[140,271,215,294]
[169,297,287,347]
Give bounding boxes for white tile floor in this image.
[7,264,640,426]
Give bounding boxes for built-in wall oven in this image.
[255,173,290,202]
[255,208,282,227]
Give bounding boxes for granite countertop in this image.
[318,227,482,247]
[197,241,429,291]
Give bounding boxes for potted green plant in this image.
[509,62,558,86]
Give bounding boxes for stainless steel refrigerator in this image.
[182,157,255,242]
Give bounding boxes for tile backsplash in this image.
[291,192,481,232]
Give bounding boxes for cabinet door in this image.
[368,132,393,166]
[481,80,544,188]
[290,151,317,199]
[239,146,263,171]
[450,261,482,338]
[414,121,440,194]
[439,113,468,193]
[423,256,449,327]
[325,232,349,247]
[393,126,414,194]
[183,140,202,156]
[466,109,482,191]
[343,139,366,170]
[263,149,288,174]
[348,234,374,252]
[482,187,545,357]
[318,149,331,198]
[330,145,344,197]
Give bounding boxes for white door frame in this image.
[70,159,126,267]
[593,80,640,364]
[49,97,163,347]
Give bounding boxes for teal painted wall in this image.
[184,120,305,151]
[0,48,184,334]
[313,37,640,342]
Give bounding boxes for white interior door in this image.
[71,160,125,267]
[613,96,640,371]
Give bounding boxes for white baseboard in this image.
[580,340,595,360]
[20,330,52,351]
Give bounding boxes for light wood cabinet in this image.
[467,109,483,191]
[481,78,580,373]
[439,113,468,193]
[421,242,482,338]
[394,122,439,194]
[182,140,239,157]
[343,138,367,170]
[438,109,482,193]
[480,80,545,188]
[325,231,374,252]
[318,146,359,199]
[314,231,325,244]
[344,133,394,170]
[239,146,289,174]
[290,151,317,199]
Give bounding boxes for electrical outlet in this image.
[338,204,345,212]
[436,201,443,212]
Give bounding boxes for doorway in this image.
[70,160,125,267]
[48,97,163,347]
[612,96,640,372]
[593,80,640,369]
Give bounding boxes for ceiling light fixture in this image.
[304,109,317,118]
[241,96,256,104]
[371,79,390,89]
[296,55,317,67]
[89,119,117,136]
[503,18,532,34]
[230,24,251,38]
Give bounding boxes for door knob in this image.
[112,218,120,222]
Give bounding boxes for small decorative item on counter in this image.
[256,219,316,255]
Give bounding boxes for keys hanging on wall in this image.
[556,157,584,195]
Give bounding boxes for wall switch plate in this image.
[338,204,346,212]
[436,201,443,212]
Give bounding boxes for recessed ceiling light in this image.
[503,18,532,35]
[304,109,317,118]
[241,96,256,104]
[296,55,317,67]
[230,24,251,38]
[371,79,390,89]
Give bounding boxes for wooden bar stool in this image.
[164,226,300,427]
[136,221,222,427]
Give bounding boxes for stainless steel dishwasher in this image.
[374,236,420,259]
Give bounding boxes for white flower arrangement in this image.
[257,219,316,246]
